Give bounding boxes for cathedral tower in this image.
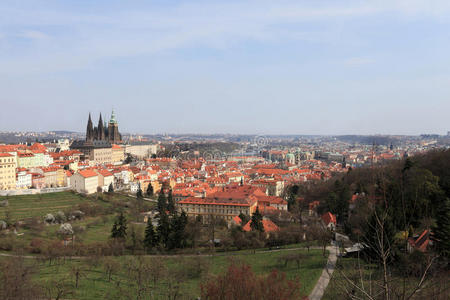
[86,113,94,141]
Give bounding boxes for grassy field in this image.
[30,248,327,299]
[0,192,93,220]
[0,191,152,251]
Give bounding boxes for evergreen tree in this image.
[157,211,170,247]
[157,192,167,214]
[143,218,158,251]
[238,213,249,226]
[108,183,114,193]
[167,211,188,249]
[136,187,143,199]
[250,208,264,232]
[432,197,450,258]
[111,213,128,239]
[124,154,132,164]
[146,184,154,197]
[167,189,175,214]
[287,185,300,211]
[111,220,119,238]
[336,183,350,223]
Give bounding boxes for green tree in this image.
[157,192,167,214]
[157,211,170,248]
[143,218,158,251]
[167,189,175,214]
[136,187,143,199]
[146,184,154,197]
[238,213,249,226]
[250,208,264,232]
[167,211,188,249]
[124,154,132,164]
[111,213,127,239]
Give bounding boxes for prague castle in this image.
[70,110,124,165]
[86,110,122,144]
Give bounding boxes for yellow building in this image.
[56,168,66,187]
[17,152,35,168]
[178,196,258,224]
[111,144,125,164]
[71,140,112,165]
[0,153,16,190]
[90,147,112,165]
[139,180,161,195]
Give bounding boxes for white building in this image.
[16,171,32,189]
[70,169,99,194]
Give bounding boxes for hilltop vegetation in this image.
[297,149,450,299]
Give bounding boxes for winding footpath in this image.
[308,244,339,300]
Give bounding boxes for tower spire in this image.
[98,113,105,140]
[86,112,94,141]
[110,108,117,124]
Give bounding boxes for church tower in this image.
[108,109,121,144]
[98,113,105,140]
[86,113,94,141]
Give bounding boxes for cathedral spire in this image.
[98,113,105,140]
[86,113,94,141]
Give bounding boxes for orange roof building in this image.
[242,218,279,233]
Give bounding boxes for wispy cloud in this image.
[0,0,449,75]
[19,30,49,40]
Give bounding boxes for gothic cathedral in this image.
[86,110,122,144]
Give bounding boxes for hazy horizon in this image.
[1,0,449,135]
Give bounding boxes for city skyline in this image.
[1,0,450,135]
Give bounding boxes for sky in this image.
[0,0,449,135]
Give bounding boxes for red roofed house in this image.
[229,215,242,227]
[70,169,99,194]
[96,169,114,191]
[408,230,432,253]
[178,196,258,224]
[321,212,337,230]
[242,218,279,233]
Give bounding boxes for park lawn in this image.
[0,191,139,222]
[32,248,327,299]
[0,192,92,220]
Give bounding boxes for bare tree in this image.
[43,276,73,300]
[0,256,42,300]
[70,264,86,289]
[102,256,120,282]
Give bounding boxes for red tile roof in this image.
[97,169,113,177]
[179,196,251,207]
[242,219,279,232]
[321,212,337,225]
[78,169,98,178]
